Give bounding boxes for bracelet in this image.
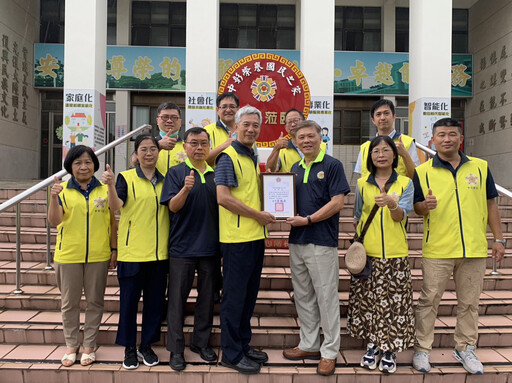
[306,215,312,225]
[494,239,506,245]
[388,202,399,211]
[111,248,117,252]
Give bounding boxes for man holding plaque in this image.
[215,105,276,375]
[283,120,350,376]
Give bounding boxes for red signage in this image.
[218,53,310,147]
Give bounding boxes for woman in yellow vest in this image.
[48,145,117,367]
[347,136,415,374]
[102,134,169,370]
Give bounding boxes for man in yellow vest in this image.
[266,109,327,173]
[355,99,419,179]
[215,105,276,374]
[412,118,505,375]
[155,102,186,176]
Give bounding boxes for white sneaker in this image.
[453,346,484,375]
[378,351,397,373]
[360,343,381,370]
[412,351,431,373]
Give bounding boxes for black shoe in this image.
[169,352,186,371]
[245,348,269,364]
[190,344,217,362]
[123,346,139,370]
[221,356,261,374]
[137,344,159,367]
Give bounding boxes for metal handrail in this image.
[0,124,151,294]
[415,141,509,275]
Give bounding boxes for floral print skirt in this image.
[347,256,415,353]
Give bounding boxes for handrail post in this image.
[45,186,54,271]
[14,203,23,294]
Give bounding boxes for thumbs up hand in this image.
[424,188,437,210]
[184,170,195,191]
[102,164,115,186]
[395,135,407,158]
[51,176,63,197]
[275,131,289,150]
[374,186,390,207]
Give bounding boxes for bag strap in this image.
[355,182,391,242]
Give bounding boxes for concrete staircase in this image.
[1,187,512,382]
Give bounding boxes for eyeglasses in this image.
[285,118,302,126]
[185,141,209,148]
[371,149,393,156]
[218,104,238,110]
[159,114,180,122]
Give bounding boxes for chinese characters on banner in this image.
[63,89,106,159]
[309,97,333,156]
[410,97,451,149]
[218,53,310,147]
[1,34,30,125]
[185,92,216,130]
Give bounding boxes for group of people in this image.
[48,95,506,377]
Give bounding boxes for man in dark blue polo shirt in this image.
[282,120,350,377]
[160,127,219,371]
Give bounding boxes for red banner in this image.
[218,53,310,147]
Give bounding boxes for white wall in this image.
[467,0,512,188]
[0,0,40,179]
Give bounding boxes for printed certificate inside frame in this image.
[260,173,296,219]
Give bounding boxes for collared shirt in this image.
[354,129,420,174]
[160,159,219,258]
[215,140,258,188]
[354,171,414,222]
[289,151,350,248]
[413,152,498,203]
[58,176,101,205]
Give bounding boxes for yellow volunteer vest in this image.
[156,140,186,176]
[415,156,489,259]
[205,121,229,150]
[357,175,410,259]
[117,169,170,262]
[359,134,414,179]
[278,141,327,173]
[218,145,267,243]
[54,181,111,264]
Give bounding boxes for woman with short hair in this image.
[48,145,117,367]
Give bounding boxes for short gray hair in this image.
[293,120,321,138]
[235,105,262,125]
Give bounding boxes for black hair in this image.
[284,108,305,121]
[366,135,399,175]
[157,102,181,117]
[432,117,463,134]
[63,145,99,174]
[134,133,159,153]
[216,92,240,107]
[370,99,396,118]
[184,127,210,142]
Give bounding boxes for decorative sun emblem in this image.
[177,151,187,161]
[251,75,277,102]
[465,173,479,186]
[94,197,106,209]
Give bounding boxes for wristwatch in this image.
[494,239,506,245]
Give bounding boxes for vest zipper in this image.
[237,214,240,228]
[154,188,159,260]
[59,227,63,250]
[380,209,386,259]
[85,199,90,263]
[126,220,131,246]
[425,217,430,243]
[454,179,466,257]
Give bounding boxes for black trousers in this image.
[116,260,168,347]
[220,240,265,364]
[166,256,217,353]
